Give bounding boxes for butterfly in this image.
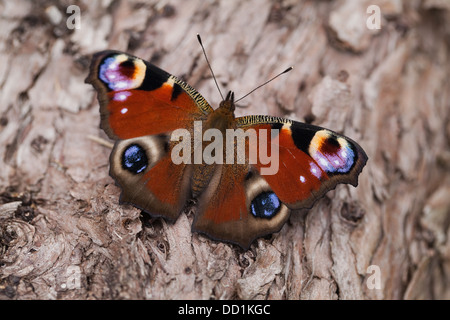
[85,46,368,249]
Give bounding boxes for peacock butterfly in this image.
[85,41,368,249]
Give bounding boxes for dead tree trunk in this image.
[1,0,449,299]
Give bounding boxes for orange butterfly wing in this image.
[86,51,211,220]
[192,115,367,248]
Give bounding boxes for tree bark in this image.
[1,0,449,300]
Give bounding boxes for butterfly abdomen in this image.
[191,163,216,198]
[190,100,238,198]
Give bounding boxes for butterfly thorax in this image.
[204,91,236,131]
[190,91,238,198]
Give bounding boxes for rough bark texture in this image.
[1,0,449,300]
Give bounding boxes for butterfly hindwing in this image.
[109,135,192,220]
[192,164,291,248]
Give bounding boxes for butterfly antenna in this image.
[197,34,224,101]
[235,66,293,103]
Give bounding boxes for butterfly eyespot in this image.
[99,54,146,91]
[309,130,356,174]
[250,192,281,219]
[121,144,148,174]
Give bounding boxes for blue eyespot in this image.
[122,144,148,174]
[250,192,281,219]
[99,57,135,91]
